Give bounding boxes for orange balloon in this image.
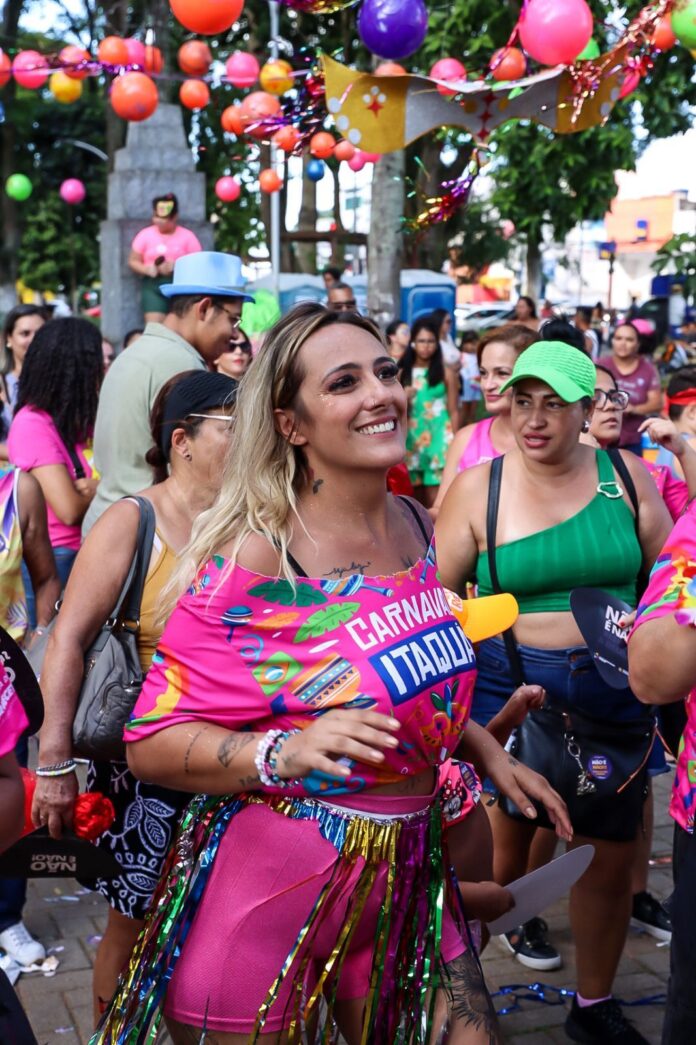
[334,140,355,162]
[59,45,91,80]
[259,168,282,193]
[490,47,527,81]
[375,61,406,76]
[652,15,676,51]
[0,49,10,90]
[144,45,163,74]
[310,131,335,159]
[169,0,244,36]
[180,78,210,109]
[178,40,212,76]
[98,36,129,66]
[239,90,281,140]
[273,125,300,152]
[221,104,245,135]
[110,72,158,121]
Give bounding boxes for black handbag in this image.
[485,455,655,842]
[71,497,156,761]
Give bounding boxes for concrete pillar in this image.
[99,103,213,346]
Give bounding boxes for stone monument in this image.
[100,103,213,346]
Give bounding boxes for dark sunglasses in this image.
[227,341,252,354]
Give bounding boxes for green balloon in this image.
[5,174,32,202]
[241,289,281,335]
[672,2,696,49]
[578,38,600,60]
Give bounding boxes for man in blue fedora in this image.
[83,252,254,533]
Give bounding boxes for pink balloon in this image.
[215,176,241,202]
[59,178,86,204]
[347,151,366,172]
[361,152,381,164]
[519,0,593,65]
[124,38,146,67]
[225,52,260,88]
[12,50,49,89]
[619,68,641,99]
[430,57,467,95]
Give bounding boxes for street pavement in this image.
[13,772,673,1044]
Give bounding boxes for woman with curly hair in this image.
[8,317,103,618]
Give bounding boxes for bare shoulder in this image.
[615,449,660,496]
[224,530,281,576]
[450,423,476,457]
[84,497,142,552]
[392,494,433,540]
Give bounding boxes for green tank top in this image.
[476,450,642,613]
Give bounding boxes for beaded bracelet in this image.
[254,729,301,788]
[36,759,78,778]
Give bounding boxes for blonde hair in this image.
[164,301,385,611]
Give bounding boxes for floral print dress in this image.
[405,366,453,487]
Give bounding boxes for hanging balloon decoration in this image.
[334,139,356,161]
[123,38,146,66]
[260,59,294,95]
[259,168,282,193]
[144,45,164,74]
[307,158,325,181]
[490,47,527,80]
[59,45,91,79]
[430,57,467,97]
[225,52,260,88]
[309,131,335,158]
[239,91,282,139]
[374,61,407,76]
[110,72,158,121]
[221,104,245,135]
[274,125,301,152]
[0,50,10,89]
[12,51,49,89]
[671,0,696,48]
[215,176,241,201]
[347,150,366,172]
[178,41,212,77]
[170,0,244,36]
[180,79,210,109]
[50,71,83,103]
[60,178,86,204]
[5,174,33,201]
[97,37,129,66]
[358,0,428,60]
[518,0,593,66]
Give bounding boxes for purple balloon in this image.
[358,0,428,60]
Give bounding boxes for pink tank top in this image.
[457,416,498,472]
[125,542,476,798]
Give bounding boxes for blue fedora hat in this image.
[160,251,255,302]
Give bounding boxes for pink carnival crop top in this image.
[457,416,498,472]
[124,541,476,798]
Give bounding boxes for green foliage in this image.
[653,234,696,301]
[445,199,511,280]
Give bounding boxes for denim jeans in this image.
[22,545,77,629]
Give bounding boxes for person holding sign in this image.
[129,194,202,323]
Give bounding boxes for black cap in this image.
[160,371,238,457]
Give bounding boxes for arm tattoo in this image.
[508,756,520,767]
[183,726,209,774]
[217,732,255,769]
[323,560,372,578]
[441,951,501,1042]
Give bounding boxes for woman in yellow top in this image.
[32,370,238,1024]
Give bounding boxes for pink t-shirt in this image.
[601,356,661,447]
[131,224,202,266]
[457,417,498,473]
[0,663,28,758]
[8,408,91,550]
[125,543,477,798]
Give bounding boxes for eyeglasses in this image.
[227,342,252,354]
[594,389,630,410]
[328,300,357,311]
[218,304,242,330]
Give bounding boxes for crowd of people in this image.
[0,241,695,1045]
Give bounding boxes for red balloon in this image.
[178,40,212,76]
[239,90,281,140]
[111,72,159,121]
[652,15,677,51]
[361,152,381,164]
[59,45,91,80]
[619,67,641,99]
[0,49,11,90]
[273,125,300,152]
[334,139,355,161]
[12,50,49,89]
[430,57,466,97]
[490,47,527,81]
[216,176,241,202]
[170,0,244,36]
[519,0,593,65]
[310,131,335,159]
[375,61,406,76]
[124,38,146,67]
[225,51,259,88]
[98,36,129,67]
[180,78,210,109]
[144,45,164,74]
[259,168,282,193]
[221,105,245,135]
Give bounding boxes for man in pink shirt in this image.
[129,193,202,323]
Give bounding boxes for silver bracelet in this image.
[36,759,77,778]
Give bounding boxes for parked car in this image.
[455,302,515,333]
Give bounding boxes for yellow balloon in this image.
[691,49,696,59]
[259,59,294,96]
[50,70,83,103]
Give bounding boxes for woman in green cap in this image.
[437,340,671,1045]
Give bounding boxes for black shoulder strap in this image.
[485,456,525,686]
[607,447,639,524]
[286,550,309,579]
[397,494,431,551]
[64,442,86,481]
[109,497,157,625]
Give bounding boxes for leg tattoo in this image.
[441,951,500,1043]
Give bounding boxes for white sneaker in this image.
[0,922,46,966]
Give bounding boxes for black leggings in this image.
[662,824,696,1044]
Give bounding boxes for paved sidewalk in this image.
[13,774,673,1044]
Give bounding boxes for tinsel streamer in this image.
[274,0,360,12]
[403,151,483,235]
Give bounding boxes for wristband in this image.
[36,759,78,778]
[254,729,301,789]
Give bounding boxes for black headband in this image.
[160,371,238,458]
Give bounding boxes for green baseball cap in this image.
[499,340,596,402]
